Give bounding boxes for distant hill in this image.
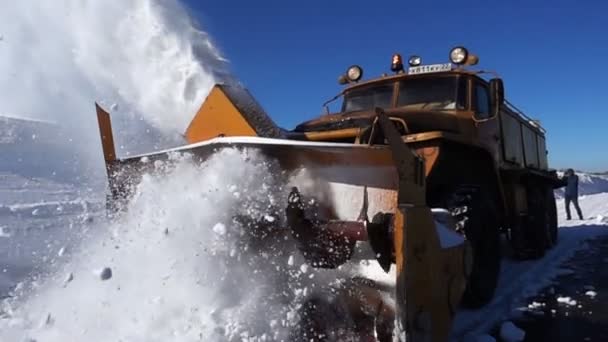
[0,115,87,183]
[554,171,608,198]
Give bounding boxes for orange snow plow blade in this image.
[185,84,285,143]
[94,85,471,341]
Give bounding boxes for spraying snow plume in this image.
[0,148,382,341]
[0,149,291,341]
[0,0,229,174]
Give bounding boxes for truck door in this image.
[473,80,501,163]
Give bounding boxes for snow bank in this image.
[451,191,608,339]
[554,171,608,198]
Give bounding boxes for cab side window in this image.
[475,83,490,118]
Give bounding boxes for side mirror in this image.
[489,78,504,117]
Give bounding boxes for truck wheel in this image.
[546,187,558,247]
[442,186,501,308]
[525,185,551,257]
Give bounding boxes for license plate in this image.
[408,63,452,75]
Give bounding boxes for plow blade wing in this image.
[94,87,471,341]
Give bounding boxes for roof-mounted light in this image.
[339,65,363,84]
[408,55,422,67]
[346,65,363,82]
[449,46,469,65]
[391,54,404,73]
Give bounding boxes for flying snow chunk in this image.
[585,290,597,298]
[212,223,226,235]
[99,267,113,281]
[557,296,577,306]
[287,255,295,266]
[300,264,308,274]
[528,301,544,309]
[40,313,54,328]
[110,103,119,111]
[63,272,74,285]
[499,321,525,342]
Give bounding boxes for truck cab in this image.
[292,48,548,176]
[291,48,562,304]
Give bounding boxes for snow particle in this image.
[299,264,308,274]
[40,313,54,328]
[528,301,544,309]
[287,255,294,266]
[99,267,112,281]
[557,296,577,306]
[212,223,226,235]
[585,290,597,298]
[64,272,74,285]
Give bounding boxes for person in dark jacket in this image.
[562,168,583,220]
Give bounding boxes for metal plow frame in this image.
[95,103,470,341]
[375,110,470,341]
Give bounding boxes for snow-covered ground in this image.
[450,192,608,341]
[0,173,103,298]
[0,157,607,341]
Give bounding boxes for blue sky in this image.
[185,0,608,172]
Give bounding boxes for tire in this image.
[441,186,501,308]
[546,187,558,247]
[525,185,552,257]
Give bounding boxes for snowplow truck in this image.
[95,47,564,341]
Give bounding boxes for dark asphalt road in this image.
[500,236,608,341]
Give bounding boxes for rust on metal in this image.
[95,102,116,163]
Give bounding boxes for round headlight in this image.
[449,47,468,65]
[346,65,363,82]
[408,55,422,67]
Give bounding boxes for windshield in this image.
[342,84,394,112]
[397,76,464,110]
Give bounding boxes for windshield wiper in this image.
[322,93,343,114]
